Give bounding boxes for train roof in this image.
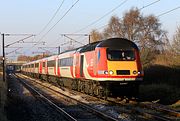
[79,38,138,53]
[22,38,138,65]
[97,38,138,50]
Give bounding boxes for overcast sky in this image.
[1,0,180,60]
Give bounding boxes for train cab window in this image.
[107,49,135,61]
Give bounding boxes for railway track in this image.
[106,97,180,121]
[14,73,120,121]
[16,73,180,121]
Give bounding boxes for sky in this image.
[0,0,180,60]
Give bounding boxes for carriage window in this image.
[59,57,73,67]
[107,49,135,61]
[43,62,46,67]
[35,63,39,68]
[31,64,34,68]
[47,60,55,67]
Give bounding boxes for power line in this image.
[95,0,161,31]
[38,0,65,35]
[38,0,80,43]
[157,6,180,17]
[6,47,22,55]
[5,35,35,48]
[24,0,80,54]
[74,0,128,33]
[139,0,160,10]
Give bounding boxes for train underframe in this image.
[23,72,140,98]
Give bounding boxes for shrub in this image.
[139,84,180,105]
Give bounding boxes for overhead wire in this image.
[157,6,180,17]
[68,0,161,46]
[139,0,160,10]
[74,0,128,33]
[94,0,161,32]
[37,0,80,43]
[38,0,65,36]
[24,0,80,54]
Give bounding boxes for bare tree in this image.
[172,26,180,55]
[90,29,103,43]
[17,54,50,61]
[103,16,124,38]
[91,8,165,66]
[103,8,164,50]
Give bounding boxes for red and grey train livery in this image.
[21,38,143,97]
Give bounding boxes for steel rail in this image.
[17,73,179,121]
[12,74,77,121]
[16,73,120,121]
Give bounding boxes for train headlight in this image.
[104,71,108,75]
[109,70,114,75]
[138,71,144,75]
[133,70,137,74]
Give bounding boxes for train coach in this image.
[21,38,143,97]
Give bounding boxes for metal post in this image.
[89,35,91,44]
[58,46,60,54]
[2,34,5,82]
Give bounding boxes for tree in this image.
[17,55,30,61]
[90,29,103,43]
[103,16,124,38]
[91,8,165,66]
[104,8,164,50]
[17,54,50,62]
[172,26,180,55]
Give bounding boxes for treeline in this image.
[90,8,180,67]
[17,53,50,62]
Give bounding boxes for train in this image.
[21,38,144,97]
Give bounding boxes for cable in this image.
[38,0,80,43]
[74,0,128,33]
[139,0,160,10]
[38,0,65,35]
[94,0,161,32]
[157,6,180,17]
[5,35,35,48]
[24,0,80,54]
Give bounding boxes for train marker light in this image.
[104,71,108,75]
[109,70,114,75]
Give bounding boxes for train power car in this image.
[21,38,143,97]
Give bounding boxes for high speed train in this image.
[21,38,143,97]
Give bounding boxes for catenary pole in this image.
[2,33,5,82]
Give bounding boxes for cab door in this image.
[75,53,80,78]
[80,55,84,77]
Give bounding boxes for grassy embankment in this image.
[0,72,8,121]
[139,54,180,107]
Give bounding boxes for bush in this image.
[139,84,180,105]
[143,64,180,86]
